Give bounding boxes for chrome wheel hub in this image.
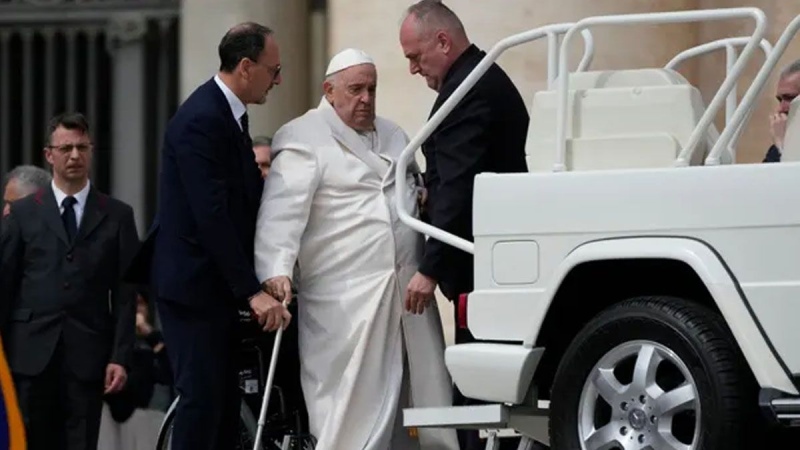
[577,340,701,450]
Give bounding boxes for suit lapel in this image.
[318,98,389,180]
[75,188,107,243]
[35,188,70,246]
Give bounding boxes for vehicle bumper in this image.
[445,343,544,404]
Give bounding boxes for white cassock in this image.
[254,97,459,450]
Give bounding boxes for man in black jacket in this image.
[400,0,529,333]
[399,2,530,449]
[0,112,139,450]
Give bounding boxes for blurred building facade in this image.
[1,0,800,238]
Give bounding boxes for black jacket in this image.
[133,78,265,309]
[419,44,529,298]
[1,187,139,380]
[764,144,781,162]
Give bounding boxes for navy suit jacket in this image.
[133,78,264,310]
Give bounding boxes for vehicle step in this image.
[772,398,800,425]
[403,402,551,446]
[761,389,800,427]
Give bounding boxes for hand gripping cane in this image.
[253,299,290,450]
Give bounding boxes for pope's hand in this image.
[405,272,436,315]
[249,291,291,332]
[264,276,293,305]
[254,146,271,179]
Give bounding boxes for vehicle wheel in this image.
[155,396,277,450]
[549,296,756,450]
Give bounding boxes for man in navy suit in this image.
[147,22,291,450]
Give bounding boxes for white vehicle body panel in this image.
[465,162,800,394]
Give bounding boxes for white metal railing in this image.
[547,28,595,88]
[555,8,767,171]
[666,37,773,126]
[666,37,773,161]
[394,22,597,255]
[706,13,800,164]
[395,9,768,255]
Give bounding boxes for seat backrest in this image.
[525,68,712,172]
[779,97,800,162]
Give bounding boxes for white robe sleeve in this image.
[254,140,321,283]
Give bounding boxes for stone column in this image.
[180,0,309,137]
[109,13,148,235]
[308,0,329,105]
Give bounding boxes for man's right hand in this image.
[249,291,291,332]
[770,112,788,150]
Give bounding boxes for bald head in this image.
[404,0,467,41]
[399,0,470,91]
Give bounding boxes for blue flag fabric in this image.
[0,336,25,449]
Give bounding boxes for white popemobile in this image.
[398,7,800,450]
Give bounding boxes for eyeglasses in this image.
[47,143,93,154]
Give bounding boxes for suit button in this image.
[63,282,70,290]
[66,253,73,262]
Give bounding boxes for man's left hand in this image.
[405,272,436,314]
[104,363,127,394]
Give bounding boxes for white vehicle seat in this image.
[779,97,800,162]
[525,68,716,172]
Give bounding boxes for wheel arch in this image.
[527,236,797,398]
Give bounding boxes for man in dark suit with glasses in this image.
[1,112,139,450]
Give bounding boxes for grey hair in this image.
[780,59,800,79]
[323,72,339,86]
[252,135,272,147]
[2,165,52,196]
[403,0,466,38]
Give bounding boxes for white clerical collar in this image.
[214,74,247,131]
[52,179,90,208]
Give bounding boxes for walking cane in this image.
[253,298,290,450]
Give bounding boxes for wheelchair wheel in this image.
[156,396,280,450]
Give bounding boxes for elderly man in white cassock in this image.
[253,48,459,450]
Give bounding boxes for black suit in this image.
[419,44,529,450]
[142,78,264,450]
[764,144,781,162]
[0,186,138,450]
[420,44,529,300]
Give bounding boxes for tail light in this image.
[457,293,469,329]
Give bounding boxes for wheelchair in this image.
[155,303,315,450]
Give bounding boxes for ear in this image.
[323,79,335,104]
[43,148,54,166]
[436,31,452,54]
[239,57,255,80]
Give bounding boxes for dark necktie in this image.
[241,112,250,137]
[62,196,78,241]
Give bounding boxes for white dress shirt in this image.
[52,180,91,227]
[214,74,247,131]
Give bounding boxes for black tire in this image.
[549,296,757,450]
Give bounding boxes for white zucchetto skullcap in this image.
[325,48,375,76]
